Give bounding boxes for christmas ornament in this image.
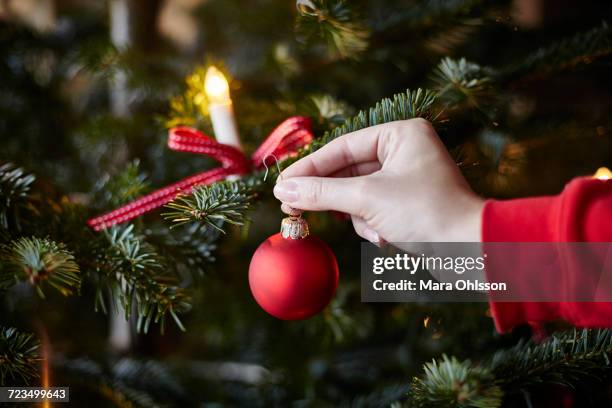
[88,116,313,230]
[249,215,339,320]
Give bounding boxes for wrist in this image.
[433,193,484,242]
[455,194,484,242]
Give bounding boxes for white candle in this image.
[205,66,242,151]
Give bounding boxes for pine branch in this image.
[162,180,260,232]
[0,326,40,386]
[101,224,191,333]
[295,0,369,59]
[93,160,150,208]
[431,57,495,117]
[491,329,612,393]
[0,237,81,297]
[72,39,123,81]
[408,329,612,406]
[72,40,181,97]
[302,88,438,156]
[409,355,503,408]
[54,356,189,408]
[0,163,35,232]
[301,94,354,128]
[372,0,504,55]
[374,0,490,31]
[347,383,411,408]
[144,224,218,279]
[497,21,612,83]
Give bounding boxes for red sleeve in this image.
[482,176,612,333]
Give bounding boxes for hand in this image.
[273,119,484,243]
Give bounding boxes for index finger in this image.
[280,124,382,179]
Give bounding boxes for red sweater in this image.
[483,176,612,332]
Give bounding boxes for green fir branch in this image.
[0,327,40,386]
[348,383,411,407]
[54,356,188,408]
[410,355,503,408]
[498,21,612,82]
[295,0,369,59]
[73,40,180,97]
[431,57,495,115]
[408,329,612,406]
[302,88,438,155]
[93,160,150,208]
[0,237,81,297]
[72,39,123,81]
[491,328,612,393]
[373,0,502,55]
[301,94,354,128]
[144,224,218,279]
[162,180,260,232]
[101,224,191,333]
[0,163,35,232]
[374,0,490,31]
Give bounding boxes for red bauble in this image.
[249,217,339,320]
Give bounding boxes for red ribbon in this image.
[88,116,313,231]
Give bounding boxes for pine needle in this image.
[162,180,259,232]
[304,88,438,155]
[0,163,35,231]
[0,326,41,386]
[431,57,495,115]
[295,0,370,59]
[101,224,191,333]
[498,21,612,82]
[0,237,81,297]
[410,355,503,408]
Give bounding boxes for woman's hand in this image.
[273,118,484,243]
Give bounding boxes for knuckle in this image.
[383,118,433,138]
[410,117,432,128]
[386,119,430,138]
[404,118,434,135]
[305,179,325,205]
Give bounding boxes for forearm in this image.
[483,177,612,332]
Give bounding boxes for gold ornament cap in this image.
[281,216,309,239]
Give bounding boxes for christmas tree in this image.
[1,0,612,406]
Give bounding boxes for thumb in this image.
[273,177,365,215]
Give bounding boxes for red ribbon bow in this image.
[88,116,313,231]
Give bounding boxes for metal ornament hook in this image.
[262,154,303,219]
[262,154,283,182]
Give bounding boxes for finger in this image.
[281,125,384,179]
[351,215,379,243]
[330,161,381,178]
[280,203,303,216]
[273,176,366,215]
[281,119,436,179]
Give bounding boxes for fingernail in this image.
[363,228,380,244]
[274,181,299,202]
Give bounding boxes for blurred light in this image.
[423,316,430,328]
[41,330,51,408]
[593,167,612,180]
[205,67,230,105]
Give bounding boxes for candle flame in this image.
[204,66,230,105]
[593,167,612,180]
